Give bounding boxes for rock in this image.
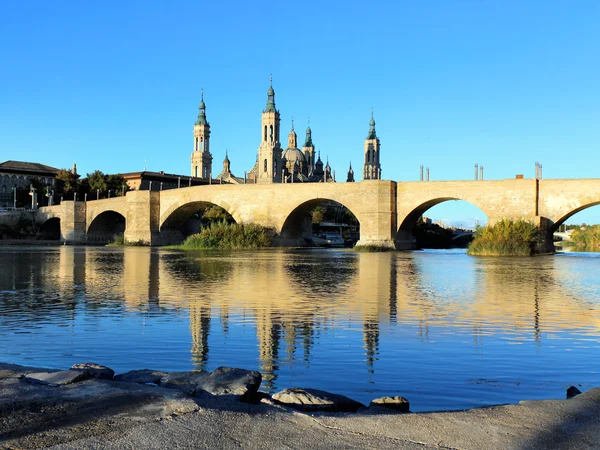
[71,362,114,380]
[114,369,168,385]
[567,386,582,398]
[272,388,365,412]
[22,370,89,386]
[198,367,262,397]
[369,396,410,412]
[160,371,210,396]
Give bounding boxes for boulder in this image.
[71,362,115,380]
[369,396,410,412]
[160,371,210,396]
[198,367,262,397]
[114,369,168,385]
[22,370,90,386]
[567,386,582,398]
[272,388,365,412]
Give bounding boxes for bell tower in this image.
[363,111,381,180]
[257,76,282,183]
[302,118,315,173]
[191,90,213,180]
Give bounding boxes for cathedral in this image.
[190,79,382,184]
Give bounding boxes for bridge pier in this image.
[123,190,161,245]
[60,201,87,244]
[534,216,556,254]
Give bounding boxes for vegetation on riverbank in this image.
[468,219,538,256]
[106,233,146,246]
[173,221,273,250]
[353,244,395,252]
[564,225,600,251]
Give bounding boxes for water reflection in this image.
[0,247,599,411]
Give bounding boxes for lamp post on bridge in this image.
[12,185,17,209]
[97,189,100,200]
[108,190,111,199]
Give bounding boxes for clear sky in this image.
[1,1,598,226]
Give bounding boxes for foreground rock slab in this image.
[370,395,410,412]
[2,362,600,450]
[273,387,365,412]
[0,363,199,450]
[71,362,115,380]
[22,370,89,386]
[113,368,167,385]
[198,366,262,397]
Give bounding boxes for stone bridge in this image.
[5,177,600,252]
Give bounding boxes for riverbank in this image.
[1,362,598,449]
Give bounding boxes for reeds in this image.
[467,219,538,256]
[177,221,273,250]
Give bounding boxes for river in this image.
[0,246,599,412]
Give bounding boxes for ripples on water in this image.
[0,246,599,411]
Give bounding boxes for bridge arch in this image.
[549,201,600,232]
[38,217,61,240]
[279,198,361,246]
[87,210,126,244]
[397,197,489,249]
[159,200,240,244]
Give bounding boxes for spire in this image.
[367,109,376,139]
[304,118,313,147]
[223,150,230,172]
[196,89,207,125]
[265,75,276,112]
[288,120,297,148]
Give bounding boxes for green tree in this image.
[312,206,326,224]
[201,205,234,223]
[87,170,107,193]
[106,174,129,197]
[54,169,81,199]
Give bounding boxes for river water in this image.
[0,246,599,412]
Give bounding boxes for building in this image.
[187,80,380,184]
[0,160,58,208]
[121,171,213,191]
[191,90,213,180]
[363,112,381,180]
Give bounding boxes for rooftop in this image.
[0,160,59,175]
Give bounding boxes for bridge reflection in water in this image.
[1,246,599,410]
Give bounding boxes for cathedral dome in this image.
[282,147,307,164]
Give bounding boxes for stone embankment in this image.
[1,362,599,449]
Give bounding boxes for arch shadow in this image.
[550,201,600,232]
[38,217,60,240]
[397,198,488,249]
[87,210,126,244]
[280,198,360,247]
[160,201,237,245]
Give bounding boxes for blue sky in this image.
[1,1,599,226]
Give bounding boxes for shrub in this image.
[107,233,125,246]
[178,221,273,250]
[566,225,600,250]
[468,219,538,256]
[354,244,395,252]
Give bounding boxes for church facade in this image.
[190,80,381,184]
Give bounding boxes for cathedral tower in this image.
[363,111,381,180]
[191,90,213,179]
[257,77,282,183]
[302,119,315,174]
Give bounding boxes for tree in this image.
[87,170,107,193]
[201,205,233,223]
[312,206,326,224]
[54,169,81,199]
[106,174,128,197]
